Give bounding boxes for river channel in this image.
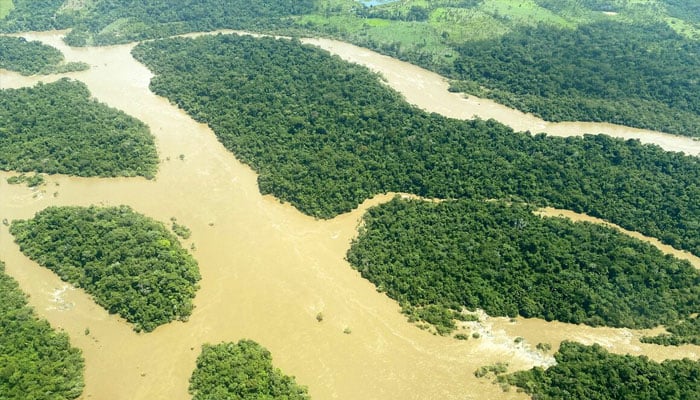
[0,31,698,400]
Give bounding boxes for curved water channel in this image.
[0,31,698,400]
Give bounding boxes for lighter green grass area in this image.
[664,17,700,40]
[431,8,510,41]
[99,17,134,34]
[58,0,95,12]
[0,0,13,19]
[480,0,575,27]
[365,18,390,27]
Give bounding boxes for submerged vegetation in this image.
[190,340,310,400]
[503,341,700,399]
[346,197,700,332]
[0,79,158,178]
[0,36,88,75]
[10,206,201,332]
[133,35,700,258]
[0,260,85,399]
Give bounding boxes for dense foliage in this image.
[346,197,700,331]
[63,0,314,46]
[504,341,700,399]
[0,0,313,44]
[0,78,158,178]
[133,35,700,256]
[0,0,68,32]
[296,0,700,136]
[0,36,88,75]
[0,260,84,399]
[189,340,310,400]
[2,1,698,134]
[10,206,201,332]
[641,316,700,346]
[451,21,700,136]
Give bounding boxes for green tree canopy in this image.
[0,260,84,399]
[189,340,310,400]
[10,205,201,332]
[0,79,158,178]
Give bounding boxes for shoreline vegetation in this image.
[346,197,700,333]
[10,205,201,332]
[0,260,85,399]
[0,35,88,75]
[132,34,700,259]
[1,0,698,136]
[503,341,700,399]
[189,340,310,400]
[0,78,158,178]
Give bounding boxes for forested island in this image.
[0,260,84,399]
[189,340,310,400]
[503,341,700,399]
[133,34,700,258]
[3,0,697,135]
[10,206,201,332]
[346,197,700,332]
[0,36,88,75]
[0,78,158,178]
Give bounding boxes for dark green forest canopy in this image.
[0,36,88,75]
[133,35,700,257]
[0,78,158,178]
[0,0,314,45]
[2,1,697,133]
[346,197,700,331]
[189,340,310,400]
[0,0,66,32]
[9,206,201,332]
[504,341,700,399]
[641,315,700,346]
[451,21,700,136]
[0,260,84,400]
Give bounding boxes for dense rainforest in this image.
[0,260,84,399]
[189,340,310,400]
[2,1,698,134]
[346,197,700,332]
[10,206,201,332]
[450,20,700,136]
[0,36,87,75]
[0,0,314,45]
[301,0,700,136]
[0,78,158,178]
[504,341,700,399]
[133,35,700,257]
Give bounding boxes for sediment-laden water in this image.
[0,31,697,400]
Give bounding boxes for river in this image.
[0,31,698,400]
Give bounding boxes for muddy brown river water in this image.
[0,31,698,400]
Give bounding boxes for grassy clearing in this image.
[0,0,13,19]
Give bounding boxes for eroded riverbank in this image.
[0,30,698,400]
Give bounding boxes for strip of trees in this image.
[503,341,700,399]
[0,36,88,75]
